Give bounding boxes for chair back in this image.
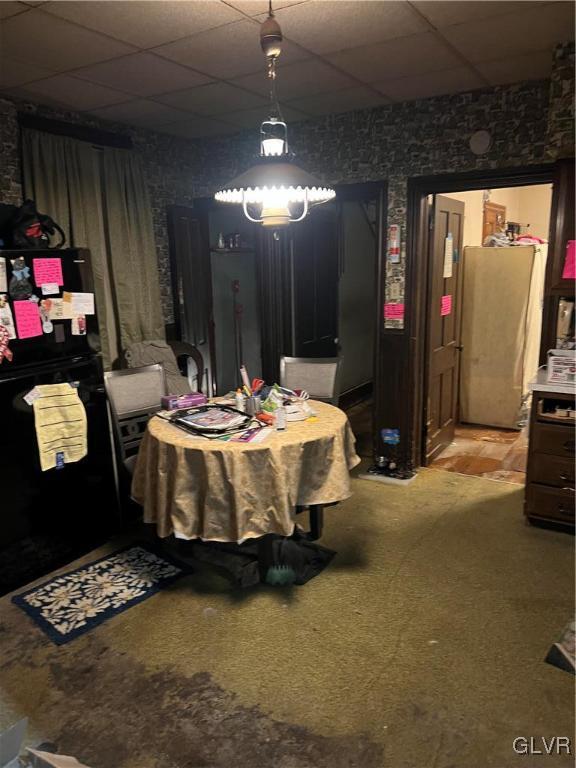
[104,364,167,463]
[279,356,342,405]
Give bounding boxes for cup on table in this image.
[245,396,261,416]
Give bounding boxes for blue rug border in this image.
[11,543,185,646]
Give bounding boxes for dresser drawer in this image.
[531,453,575,488]
[531,423,575,458]
[526,483,575,524]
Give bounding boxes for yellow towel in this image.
[32,383,87,471]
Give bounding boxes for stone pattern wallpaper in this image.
[0,42,573,332]
[0,97,213,323]
[547,41,576,159]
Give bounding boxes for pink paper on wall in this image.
[562,240,575,279]
[33,258,63,286]
[384,303,404,320]
[441,295,452,316]
[14,300,42,339]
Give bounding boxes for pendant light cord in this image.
[265,0,283,121]
[267,57,283,121]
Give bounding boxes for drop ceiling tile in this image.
[256,0,427,54]
[42,0,244,48]
[153,18,309,78]
[223,103,309,128]
[0,9,135,72]
[160,115,237,138]
[89,98,191,127]
[441,2,575,63]
[0,2,27,19]
[0,57,56,87]
[412,1,545,29]
[373,66,485,101]
[326,32,462,83]
[288,85,389,115]
[157,81,267,115]
[4,74,130,110]
[225,0,308,16]
[476,50,553,86]
[72,53,212,98]
[233,58,356,100]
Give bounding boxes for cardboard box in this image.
[161,392,207,410]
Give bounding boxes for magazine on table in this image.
[170,405,252,436]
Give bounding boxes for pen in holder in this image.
[245,396,261,417]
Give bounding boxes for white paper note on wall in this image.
[443,233,453,278]
[0,258,6,294]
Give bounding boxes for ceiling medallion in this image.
[214,1,335,228]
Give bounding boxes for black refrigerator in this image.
[0,248,118,596]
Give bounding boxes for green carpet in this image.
[1,469,574,768]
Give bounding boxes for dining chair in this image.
[279,356,342,405]
[104,364,167,478]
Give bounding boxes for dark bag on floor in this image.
[0,199,66,249]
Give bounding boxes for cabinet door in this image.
[540,159,575,359]
[291,206,339,357]
[547,159,575,294]
[167,205,216,394]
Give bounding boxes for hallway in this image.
[429,424,528,484]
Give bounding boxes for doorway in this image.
[422,183,553,483]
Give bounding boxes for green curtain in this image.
[21,128,164,368]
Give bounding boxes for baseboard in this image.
[339,381,373,410]
[357,472,417,486]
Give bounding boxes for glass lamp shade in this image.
[261,137,285,156]
[214,159,335,228]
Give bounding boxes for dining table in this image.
[131,400,360,544]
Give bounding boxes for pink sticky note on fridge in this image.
[441,295,452,316]
[33,258,63,286]
[14,300,42,339]
[562,240,576,279]
[384,303,405,320]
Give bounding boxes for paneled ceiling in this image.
[0,0,573,139]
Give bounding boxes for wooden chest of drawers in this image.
[525,389,575,530]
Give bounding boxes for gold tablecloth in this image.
[131,401,360,542]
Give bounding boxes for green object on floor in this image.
[265,564,296,586]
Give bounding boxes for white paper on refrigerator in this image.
[0,258,7,293]
[63,292,95,316]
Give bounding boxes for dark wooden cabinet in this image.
[539,159,575,361]
[546,159,575,295]
[291,206,339,358]
[167,205,217,395]
[167,201,341,391]
[525,388,575,529]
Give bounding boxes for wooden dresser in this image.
[525,375,575,530]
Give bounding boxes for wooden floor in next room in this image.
[429,424,529,484]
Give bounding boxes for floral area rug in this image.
[12,546,183,645]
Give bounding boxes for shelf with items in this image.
[210,247,254,255]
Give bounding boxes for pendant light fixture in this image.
[214,1,335,228]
